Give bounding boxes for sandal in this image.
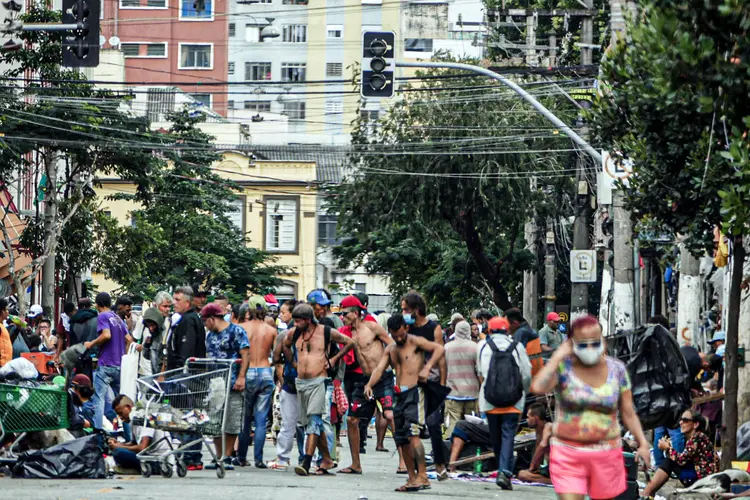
[339,467,362,475]
[313,468,335,475]
[437,470,449,481]
[268,460,289,471]
[376,446,389,453]
[395,484,421,492]
[396,467,409,475]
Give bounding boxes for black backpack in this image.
[483,335,523,408]
[293,325,340,378]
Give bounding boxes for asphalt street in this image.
[0,439,558,500]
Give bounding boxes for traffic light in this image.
[361,31,395,98]
[62,0,99,67]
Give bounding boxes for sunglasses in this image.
[574,340,602,349]
[679,417,696,423]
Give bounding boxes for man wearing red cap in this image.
[68,374,95,435]
[539,312,563,357]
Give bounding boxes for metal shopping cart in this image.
[134,358,236,479]
[0,382,69,460]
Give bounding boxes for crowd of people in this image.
[0,286,730,498]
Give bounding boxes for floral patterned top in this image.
[668,431,718,479]
[553,356,631,448]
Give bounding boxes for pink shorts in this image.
[549,444,626,499]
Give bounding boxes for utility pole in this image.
[544,218,556,316]
[41,156,56,317]
[677,242,701,346]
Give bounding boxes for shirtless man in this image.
[337,295,401,475]
[283,303,355,476]
[236,296,277,468]
[365,314,445,493]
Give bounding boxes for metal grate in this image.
[0,383,69,433]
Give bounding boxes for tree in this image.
[590,0,750,467]
[329,56,578,312]
[96,110,287,299]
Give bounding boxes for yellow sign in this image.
[558,312,569,323]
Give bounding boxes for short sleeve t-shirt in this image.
[553,356,631,448]
[97,311,129,367]
[132,425,170,454]
[206,323,250,386]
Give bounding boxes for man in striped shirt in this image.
[444,320,480,437]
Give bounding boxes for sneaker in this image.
[186,463,204,471]
[496,472,512,491]
[222,458,235,471]
[113,465,140,475]
[359,447,366,455]
[255,462,268,469]
[231,457,248,467]
[204,461,219,470]
[268,459,289,471]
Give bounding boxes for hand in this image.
[83,341,93,351]
[364,385,373,400]
[134,344,144,352]
[636,444,651,470]
[553,340,573,361]
[84,419,91,429]
[418,367,430,384]
[657,436,670,451]
[233,376,246,392]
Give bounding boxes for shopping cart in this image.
[134,358,236,479]
[0,382,69,459]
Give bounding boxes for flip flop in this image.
[313,468,335,476]
[339,467,363,475]
[395,485,421,492]
[396,468,409,475]
[376,447,390,453]
[418,484,431,490]
[437,470,449,481]
[294,465,309,477]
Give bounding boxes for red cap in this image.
[546,312,561,322]
[340,295,365,309]
[72,374,92,388]
[200,303,225,319]
[264,294,278,305]
[488,316,510,332]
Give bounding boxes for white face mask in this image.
[573,341,605,366]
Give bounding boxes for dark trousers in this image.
[426,403,447,466]
[487,413,519,477]
[112,448,140,469]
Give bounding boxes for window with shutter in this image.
[226,198,245,233]
[265,198,298,252]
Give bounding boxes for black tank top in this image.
[409,320,440,381]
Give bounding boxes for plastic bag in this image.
[119,343,139,401]
[0,357,39,380]
[12,434,106,479]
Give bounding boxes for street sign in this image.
[598,150,633,204]
[570,250,597,283]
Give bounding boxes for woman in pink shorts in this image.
[531,315,650,500]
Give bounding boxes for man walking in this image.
[307,289,343,328]
[538,312,563,358]
[444,320,480,437]
[505,308,542,375]
[236,296,277,468]
[476,316,532,490]
[201,303,250,471]
[282,303,354,476]
[400,291,449,480]
[365,314,445,492]
[85,292,131,431]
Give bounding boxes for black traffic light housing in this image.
[62,0,100,67]
[361,31,394,98]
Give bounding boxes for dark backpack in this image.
[482,335,523,408]
[293,325,340,378]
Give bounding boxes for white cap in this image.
[450,313,464,323]
[27,304,43,318]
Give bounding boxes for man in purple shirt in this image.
[85,292,134,430]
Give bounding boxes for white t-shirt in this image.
[132,425,170,454]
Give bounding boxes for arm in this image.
[529,423,553,471]
[433,324,447,385]
[234,347,250,391]
[619,389,651,468]
[84,328,111,350]
[329,329,355,366]
[667,434,698,466]
[283,330,295,369]
[111,435,152,453]
[273,330,289,365]
[364,346,392,398]
[530,340,571,394]
[371,322,395,347]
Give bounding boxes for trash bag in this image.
[12,434,106,479]
[0,357,39,381]
[626,324,692,430]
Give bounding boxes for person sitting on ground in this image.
[640,409,719,499]
[447,418,492,473]
[517,403,553,485]
[68,374,95,437]
[109,394,171,474]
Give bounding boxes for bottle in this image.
[157,399,172,425]
[474,447,482,474]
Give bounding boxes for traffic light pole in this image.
[20,23,81,31]
[395,61,603,164]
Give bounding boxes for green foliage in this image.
[329,56,577,312]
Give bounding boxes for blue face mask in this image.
[403,313,415,325]
[224,313,231,322]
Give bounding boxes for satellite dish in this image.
[99,35,106,47]
[109,36,120,47]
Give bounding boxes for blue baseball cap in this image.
[710,331,726,343]
[307,290,331,306]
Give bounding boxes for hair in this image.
[292,303,314,321]
[570,314,602,338]
[281,298,299,313]
[504,308,524,324]
[0,298,7,313]
[684,408,706,432]
[528,403,547,421]
[154,291,173,306]
[648,315,670,329]
[63,301,76,315]
[38,317,52,327]
[354,291,369,307]
[231,304,242,321]
[706,353,723,372]
[95,292,112,308]
[78,297,92,309]
[174,286,194,302]
[215,294,228,303]
[471,309,493,321]
[26,334,42,350]
[388,313,406,332]
[401,291,427,317]
[246,303,266,321]
[112,394,133,409]
[115,296,133,308]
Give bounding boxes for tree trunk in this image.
[677,242,701,347]
[722,236,744,470]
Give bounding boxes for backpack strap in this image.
[486,334,500,353]
[506,339,519,353]
[324,325,331,348]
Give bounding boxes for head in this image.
[27,304,43,323]
[112,394,134,423]
[280,299,298,324]
[114,296,133,320]
[546,312,560,330]
[400,291,427,325]
[570,314,605,366]
[648,315,670,330]
[292,303,316,331]
[709,331,726,351]
[37,318,52,336]
[487,316,510,335]
[95,292,112,312]
[173,286,194,314]
[470,323,479,342]
[454,320,471,340]
[200,303,227,333]
[143,319,159,334]
[388,314,408,345]
[231,303,243,323]
[214,295,230,314]
[71,374,94,400]
[192,290,208,309]
[503,308,525,333]
[679,409,704,437]
[340,295,365,326]
[26,334,42,350]
[307,290,332,320]
[354,292,369,310]
[471,309,492,329]
[0,298,10,322]
[78,297,92,310]
[154,291,173,317]
[63,301,76,317]
[246,295,267,321]
[526,403,546,428]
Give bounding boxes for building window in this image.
[120,0,167,8]
[228,23,235,37]
[405,38,434,52]
[318,214,341,246]
[189,93,211,107]
[227,100,234,110]
[146,88,176,121]
[245,62,272,81]
[326,25,343,39]
[180,0,212,19]
[228,61,235,74]
[227,198,245,233]
[360,109,379,121]
[326,62,343,77]
[325,100,343,114]
[121,42,167,58]
[244,101,272,112]
[282,101,305,120]
[265,198,298,253]
[179,44,212,69]
[281,62,306,82]
[354,283,367,293]
[282,24,307,43]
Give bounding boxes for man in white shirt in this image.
[110,394,171,473]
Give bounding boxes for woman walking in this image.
[531,314,651,500]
